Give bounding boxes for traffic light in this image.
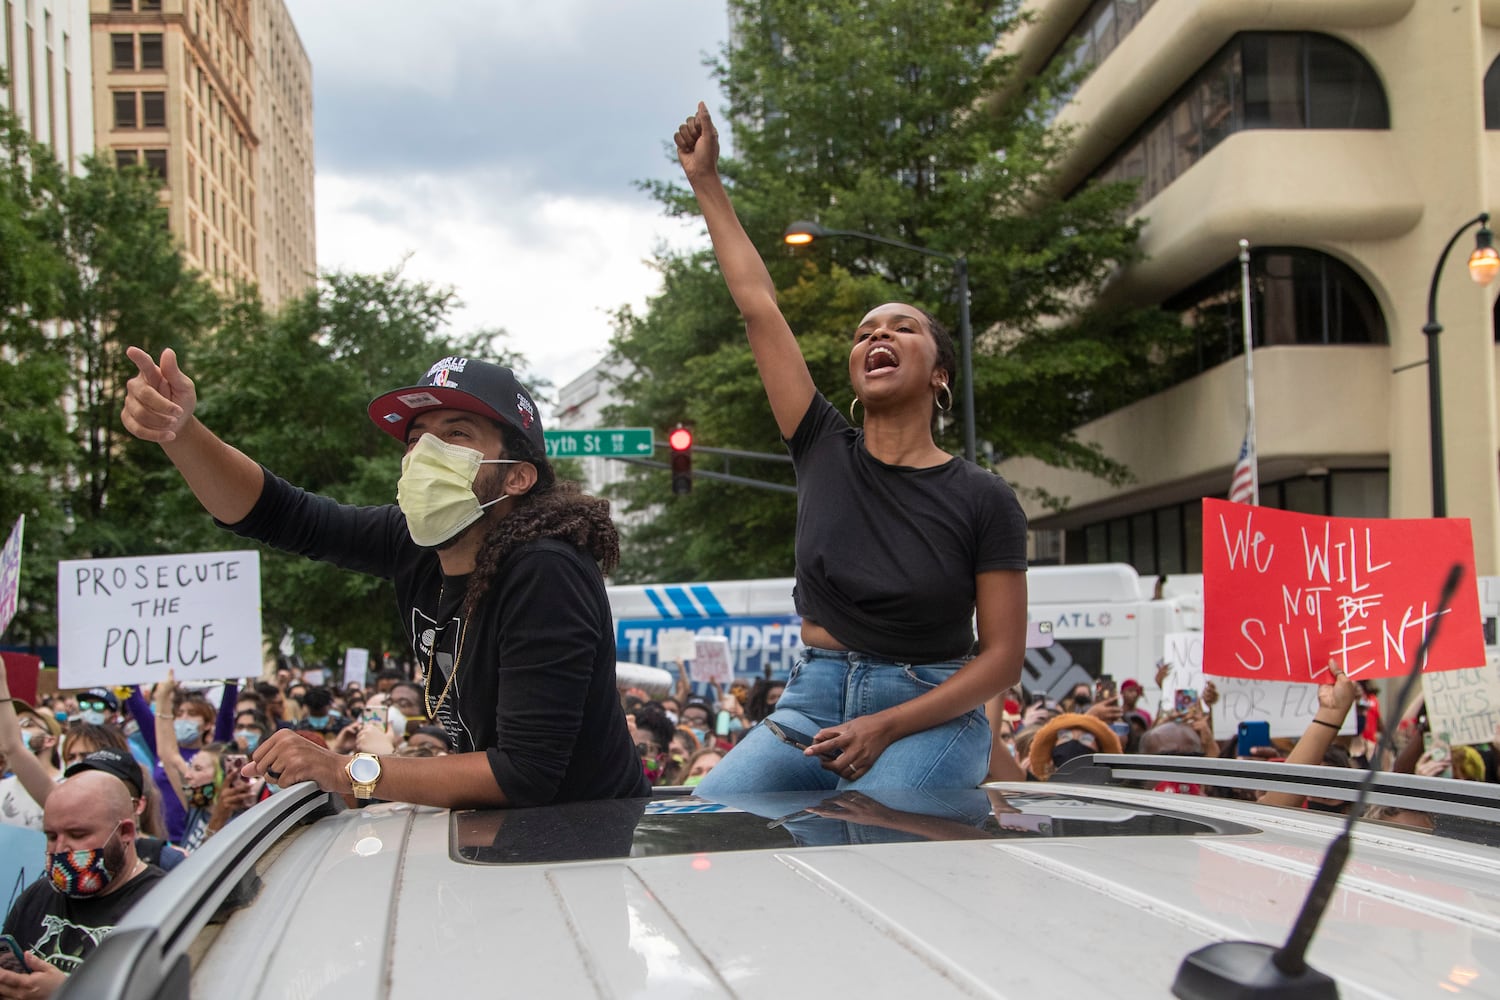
[669,424,693,495]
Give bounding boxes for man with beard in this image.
[121,349,647,811]
[0,771,165,997]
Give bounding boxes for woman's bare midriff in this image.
[800,620,849,651]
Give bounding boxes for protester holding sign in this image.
[0,656,62,832]
[121,347,646,809]
[673,104,1027,797]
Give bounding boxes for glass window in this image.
[143,148,167,180]
[1086,524,1107,563]
[141,0,161,10]
[1487,57,1500,130]
[1282,477,1326,515]
[1130,512,1156,574]
[140,33,163,69]
[113,91,137,128]
[109,0,133,11]
[111,33,134,71]
[141,90,166,128]
[1183,502,1203,572]
[1091,33,1388,211]
[1108,521,1130,563]
[1330,470,1388,518]
[114,148,138,167]
[1157,506,1182,574]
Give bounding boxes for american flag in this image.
[1228,430,1255,504]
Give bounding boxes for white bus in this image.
[606,564,1203,700]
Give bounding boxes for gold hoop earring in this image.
[935,383,954,413]
[849,396,863,424]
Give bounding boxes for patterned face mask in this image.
[48,822,123,898]
[184,781,218,809]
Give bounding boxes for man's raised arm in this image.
[121,346,264,524]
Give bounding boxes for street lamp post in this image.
[784,220,977,463]
[1423,212,1499,517]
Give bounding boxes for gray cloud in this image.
[283,1,726,198]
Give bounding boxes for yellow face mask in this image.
[397,435,520,547]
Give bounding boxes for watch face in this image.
[349,756,380,784]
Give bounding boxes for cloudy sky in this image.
[280,0,728,400]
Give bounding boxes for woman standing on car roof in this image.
[674,103,1028,795]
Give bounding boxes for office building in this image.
[89,0,313,305]
[1,0,93,170]
[997,0,1500,575]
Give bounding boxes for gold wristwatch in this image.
[346,752,382,799]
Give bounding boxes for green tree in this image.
[54,156,219,563]
[607,0,1188,581]
[0,78,75,648]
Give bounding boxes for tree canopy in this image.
[605,0,1189,582]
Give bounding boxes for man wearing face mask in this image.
[0,771,165,996]
[121,348,647,810]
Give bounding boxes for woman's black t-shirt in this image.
[788,393,1028,662]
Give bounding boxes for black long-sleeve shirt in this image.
[221,468,647,807]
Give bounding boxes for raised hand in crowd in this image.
[1258,660,1357,809]
[1084,695,1123,724]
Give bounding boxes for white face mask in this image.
[398,434,521,547]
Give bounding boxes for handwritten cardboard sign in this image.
[688,635,733,686]
[1160,630,1353,738]
[657,628,698,663]
[1422,655,1500,746]
[0,515,23,637]
[57,551,262,688]
[1202,499,1484,682]
[343,648,370,689]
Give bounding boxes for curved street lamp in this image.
[1424,212,1498,517]
[783,220,977,463]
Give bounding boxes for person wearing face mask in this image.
[1024,713,1122,781]
[121,348,647,810]
[0,771,165,996]
[293,687,348,736]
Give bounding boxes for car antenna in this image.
[1171,563,1464,1000]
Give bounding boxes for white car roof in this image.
[64,759,1500,1000]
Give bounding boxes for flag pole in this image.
[1239,239,1259,506]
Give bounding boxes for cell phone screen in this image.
[363,708,388,731]
[0,934,28,975]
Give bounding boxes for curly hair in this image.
[463,421,620,619]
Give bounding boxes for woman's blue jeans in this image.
[695,647,990,797]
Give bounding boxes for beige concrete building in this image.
[250,0,311,308]
[998,0,1500,575]
[89,0,312,306]
[1,0,93,170]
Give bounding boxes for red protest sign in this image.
[1,651,42,704]
[1202,499,1484,682]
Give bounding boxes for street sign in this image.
[544,427,654,459]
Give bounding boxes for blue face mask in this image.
[174,720,203,745]
[80,709,107,726]
[306,716,329,731]
[235,730,261,752]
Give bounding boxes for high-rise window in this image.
[113,90,138,128]
[1164,248,1387,375]
[111,33,134,70]
[115,148,138,167]
[143,148,167,180]
[142,90,166,128]
[141,33,163,69]
[1093,33,1389,210]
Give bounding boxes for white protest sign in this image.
[689,635,733,686]
[0,515,23,636]
[343,648,370,689]
[1161,631,1352,739]
[657,628,698,663]
[1422,655,1500,746]
[57,551,262,688]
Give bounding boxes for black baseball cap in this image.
[368,357,545,456]
[64,748,144,799]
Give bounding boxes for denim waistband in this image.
[802,646,965,669]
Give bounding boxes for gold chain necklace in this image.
[423,582,469,716]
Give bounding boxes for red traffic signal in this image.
[669,424,693,494]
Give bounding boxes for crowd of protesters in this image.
[4,642,1497,993]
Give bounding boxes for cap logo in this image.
[424,356,469,384]
[515,392,536,429]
